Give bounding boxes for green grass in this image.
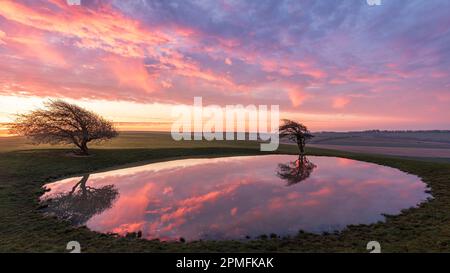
[0,131,254,152]
[1,132,450,252]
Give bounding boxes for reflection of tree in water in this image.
[44,175,119,225]
[276,156,317,186]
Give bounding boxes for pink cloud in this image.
[103,55,158,94]
[288,88,309,107]
[332,97,351,109]
[225,57,232,65]
[308,187,332,198]
[230,207,238,216]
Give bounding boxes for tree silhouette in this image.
[44,175,119,225]
[11,100,118,155]
[276,155,316,186]
[279,119,314,156]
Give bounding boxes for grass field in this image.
[310,131,450,149]
[1,132,450,252]
[307,131,450,161]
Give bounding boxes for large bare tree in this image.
[10,100,118,155]
[42,175,119,225]
[279,119,314,156]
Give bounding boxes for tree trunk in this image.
[79,141,89,155]
[297,140,305,156]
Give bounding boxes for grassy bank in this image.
[1,133,450,252]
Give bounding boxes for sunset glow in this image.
[1,0,449,132]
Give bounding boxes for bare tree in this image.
[279,119,314,156]
[10,100,118,155]
[276,155,316,186]
[42,175,119,225]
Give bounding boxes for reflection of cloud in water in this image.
[41,155,430,241]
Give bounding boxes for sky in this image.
[0,0,450,132]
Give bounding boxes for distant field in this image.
[2,130,450,159]
[309,131,450,149]
[0,131,263,152]
[308,144,450,160]
[304,131,450,159]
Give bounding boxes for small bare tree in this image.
[277,155,316,186]
[279,119,313,156]
[10,100,118,155]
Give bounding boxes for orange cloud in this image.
[103,55,157,94]
[111,221,145,235]
[0,30,6,45]
[288,88,308,107]
[6,34,68,68]
[332,97,350,109]
[0,0,238,91]
[0,0,168,58]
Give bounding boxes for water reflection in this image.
[277,155,316,186]
[41,155,430,241]
[43,174,119,225]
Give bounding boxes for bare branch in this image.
[10,100,118,155]
[278,119,314,155]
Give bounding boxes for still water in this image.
[40,155,430,241]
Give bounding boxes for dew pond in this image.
[40,155,430,241]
